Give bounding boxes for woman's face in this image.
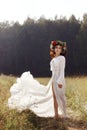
[54,45,62,56]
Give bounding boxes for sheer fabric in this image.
[50,56,66,117]
[8,56,66,117]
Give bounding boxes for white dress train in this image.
[8,55,66,118]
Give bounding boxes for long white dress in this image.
[50,55,66,117]
[8,55,66,117]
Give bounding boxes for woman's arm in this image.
[57,56,65,87]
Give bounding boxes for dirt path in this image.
[28,107,87,130]
[65,108,87,130]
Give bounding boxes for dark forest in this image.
[0,14,87,77]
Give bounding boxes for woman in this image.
[50,40,67,119]
[8,40,67,119]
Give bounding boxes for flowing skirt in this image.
[8,71,66,117]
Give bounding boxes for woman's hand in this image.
[58,84,62,88]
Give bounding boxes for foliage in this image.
[0,14,87,76]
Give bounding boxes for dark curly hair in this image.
[50,40,67,58]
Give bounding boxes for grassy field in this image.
[0,74,87,130]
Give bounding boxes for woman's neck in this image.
[55,54,60,57]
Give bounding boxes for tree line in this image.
[0,14,87,77]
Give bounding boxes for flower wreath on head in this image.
[50,40,66,51]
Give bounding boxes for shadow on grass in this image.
[1,109,86,130]
[23,110,87,130]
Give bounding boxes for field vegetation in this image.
[0,75,87,130]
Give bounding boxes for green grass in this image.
[0,74,87,130]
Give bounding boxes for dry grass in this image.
[0,74,87,130]
[66,76,87,120]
